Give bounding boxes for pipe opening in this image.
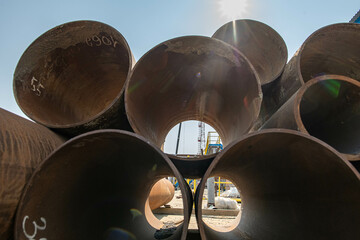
[146,177,184,236]
[196,130,360,239]
[125,36,262,148]
[201,176,241,232]
[15,131,189,240]
[163,121,220,156]
[14,21,132,128]
[299,23,360,83]
[299,79,360,154]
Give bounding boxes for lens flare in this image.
[322,79,341,98]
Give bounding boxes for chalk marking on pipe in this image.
[22,215,47,240]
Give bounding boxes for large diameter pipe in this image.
[0,108,65,240]
[212,20,288,129]
[15,130,192,240]
[275,23,360,110]
[212,19,287,86]
[261,75,360,161]
[195,129,360,240]
[125,36,262,149]
[149,178,175,210]
[14,20,134,137]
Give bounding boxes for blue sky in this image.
[0,0,358,154]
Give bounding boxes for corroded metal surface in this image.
[195,129,360,240]
[212,19,287,86]
[275,23,360,110]
[125,36,262,148]
[0,108,65,240]
[212,19,288,129]
[14,20,134,137]
[149,178,175,210]
[262,75,360,161]
[15,130,192,240]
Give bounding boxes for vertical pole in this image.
[175,123,182,155]
[207,177,215,207]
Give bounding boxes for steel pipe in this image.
[15,130,192,240]
[125,36,262,149]
[213,20,288,129]
[275,23,360,110]
[212,19,287,86]
[14,20,134,137]
[0,108,65,240]
[149,178,175,210]
[195,129,360,240]
[262,75,360,161]
[169,154,217,179]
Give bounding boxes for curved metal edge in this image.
[13,20,134,132]
[14,129,192,240]
[195,128,360,238]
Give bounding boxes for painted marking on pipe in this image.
[22,215,47,240]
[86,34,119,48]
[30,77,45,97]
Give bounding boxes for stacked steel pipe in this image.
[0,19,359,240]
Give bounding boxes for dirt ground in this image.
[154,190,241,230]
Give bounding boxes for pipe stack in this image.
[0,19,358,240]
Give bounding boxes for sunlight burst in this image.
[217,0,249,20]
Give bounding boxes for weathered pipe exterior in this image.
[261,75,360,162]
[0,108,65,240]
[125,36,262,148]
[195,129,360,240]
[15,130,192,240]
[14,20,134,137]
[274,23,360,110]
[212,19,287,86]
[213,19,288,129]
[149,178,175,210]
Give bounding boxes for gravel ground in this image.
[154,190,241,230]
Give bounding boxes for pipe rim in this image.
[14,129,191,239]
[13,20,133,129]
[293,74,360,160]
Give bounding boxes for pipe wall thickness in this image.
[15,130,192,240]
[195,129,360,240]
[262,75,360,161]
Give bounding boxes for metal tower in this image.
[198,122,205,155]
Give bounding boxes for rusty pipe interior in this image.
[276,23,360,108]
[13,21,133,135]
[212,19,288,86]
[195,129,360,240]
[298,76,360,157]
[299,23,360,84]
[0,108,65,240]
[125,36,262,149]
[15,130,192,240]
[262,75,360,160]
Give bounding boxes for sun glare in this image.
[218,0,249,20]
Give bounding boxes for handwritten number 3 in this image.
[22,216,47,240]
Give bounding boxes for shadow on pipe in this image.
[195,129,360,240]
[125,36,262,177]
[262,75,360,162]
[0,108,65,240]
[275,23,360,110]
[14,20,134,137]
[212,19,288,129]
[15,130,192,240]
